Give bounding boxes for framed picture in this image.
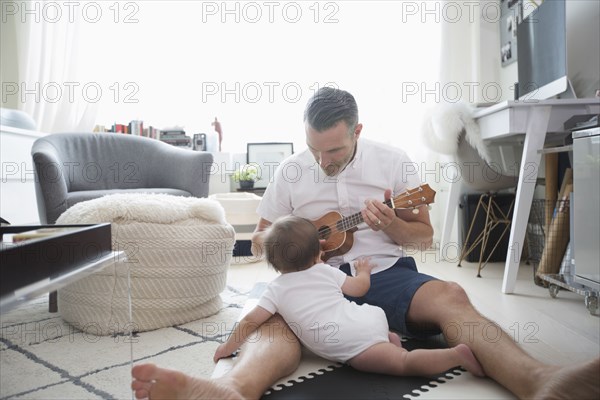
[500,0,521,67]
[247,142,294,189]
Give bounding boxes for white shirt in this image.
[257,263,389,363]
[257,139,422,274]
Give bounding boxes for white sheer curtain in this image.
[423,0,482,244]
[9,0,98,132]
[437,0,506,105]
[438,2,479,93]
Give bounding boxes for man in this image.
[132,88,599,400]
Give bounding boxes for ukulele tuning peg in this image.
[412,208,420,215]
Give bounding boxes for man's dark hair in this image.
[265,216,321,273]
[303,87,359,133]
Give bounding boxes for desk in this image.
[440,98,600,294]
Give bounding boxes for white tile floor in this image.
[227,254,600,367]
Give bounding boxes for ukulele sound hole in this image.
[318,225,332,240]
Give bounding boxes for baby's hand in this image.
[354,257,375,275]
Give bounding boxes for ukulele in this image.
[312,184,436,261]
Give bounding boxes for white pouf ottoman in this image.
[56,193,235,334]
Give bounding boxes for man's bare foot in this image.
[131,363,243,400]
[388,332,403,348]
[454,344,485,377]
[533,358,600,400]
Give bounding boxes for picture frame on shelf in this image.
[247,142,294,189]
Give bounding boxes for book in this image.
[11,227,80,243]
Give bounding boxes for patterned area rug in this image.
[0,286,249,399]
[2,281,516,399]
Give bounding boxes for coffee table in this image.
[0,223,124,313]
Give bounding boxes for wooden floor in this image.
[227,254,600,367]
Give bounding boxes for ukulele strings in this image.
[319,186,427,238]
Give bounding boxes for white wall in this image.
[477,1,518,104]
[477,0,600,103]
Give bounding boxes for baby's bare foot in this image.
[454,344,485,377]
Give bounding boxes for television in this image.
[517,0,600,101]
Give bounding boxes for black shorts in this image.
[340,257,441,338]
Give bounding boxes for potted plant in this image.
[233,164,260,189]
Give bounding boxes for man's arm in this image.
[251,217,273,259]
[213,306,273,362]
[361,189,434,250]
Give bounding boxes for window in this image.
[74,1,441,159]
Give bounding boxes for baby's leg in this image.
[348,343,484,377]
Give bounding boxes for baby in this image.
[214,215,484,378]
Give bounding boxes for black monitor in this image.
[517,0,568,100]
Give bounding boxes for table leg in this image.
[502,105,551,293]
[440,165,461,260]
[49,291,58,312]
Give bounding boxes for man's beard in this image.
[321,142,356,177]
[322,160,348,176]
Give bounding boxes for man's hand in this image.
[361,189,396,231]
[317,239,328,262]
[362,189,434,250]
[251,218,273,259]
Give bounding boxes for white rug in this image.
[0,286,249,399]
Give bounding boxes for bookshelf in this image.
[93,120,192,148]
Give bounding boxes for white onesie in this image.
[257,263,389,363]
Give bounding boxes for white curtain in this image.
[12,0,98,132]
[423,0,482,243]
[439,3,479,92]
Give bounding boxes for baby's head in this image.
[264,216,321,273]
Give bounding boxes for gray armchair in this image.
[32,133,214,224]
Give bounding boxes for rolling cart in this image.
[531,119,600,316]
[540,273,599,316]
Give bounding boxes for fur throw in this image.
[56,193,227,225]
[421,101,491,163]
